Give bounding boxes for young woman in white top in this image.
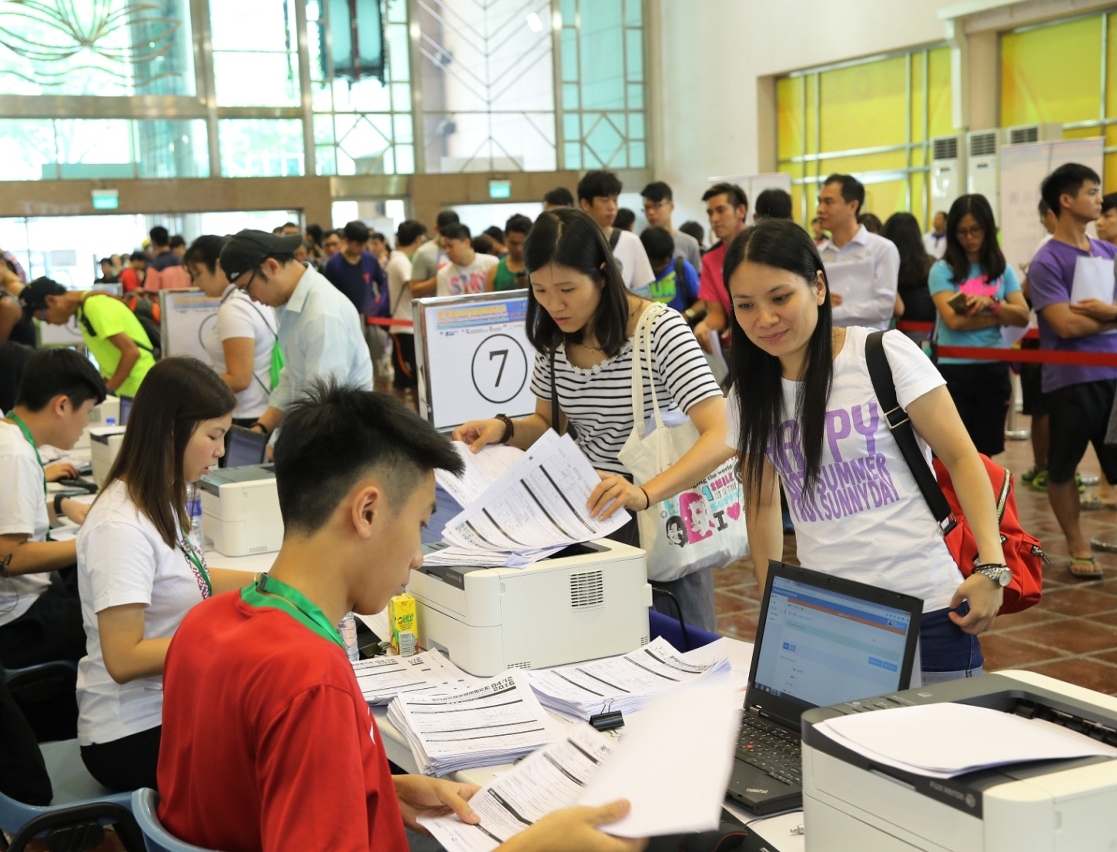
[724,219,1009,683]
[454,208,732,630]
[184,235,279,427]
[77,356,246,791]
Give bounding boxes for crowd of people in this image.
[3,159,1117,850]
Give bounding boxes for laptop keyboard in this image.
[736,714,802,786]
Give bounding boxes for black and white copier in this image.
[800,670,1117,851]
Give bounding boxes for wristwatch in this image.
[973,563,1011,587]
[53,493,66,516]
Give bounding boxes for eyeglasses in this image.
[234,269,258,292]
[955,226,985,239]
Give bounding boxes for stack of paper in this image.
[421,682,743,851]
[353,650,482,705]
[526,636,731,721]
[386,671,560,776]
[423,433,629,569]
[815,702,1117,778]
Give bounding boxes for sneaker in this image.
[1022,467,1041,484]
[1032,470,1047,491]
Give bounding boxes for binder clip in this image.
[589,699,624,733]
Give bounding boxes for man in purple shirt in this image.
[1027,163,1117,579]
[323,219,387,373]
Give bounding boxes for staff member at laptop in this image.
[184,235,279,428]
[724,219,1008,684]
[452,208,731,631]
[218,230,373,441]
[76,357,247,791]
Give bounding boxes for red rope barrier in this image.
[896,320,1039,342]
[366,317,414,327]
[935,346,1117,366]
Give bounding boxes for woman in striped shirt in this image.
[454,208,732,630]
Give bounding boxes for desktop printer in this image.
[90,425,127,486]
[801,671,1117,851]
[407,539,652,677]
[199,464,283,556]
[76,397,121,450]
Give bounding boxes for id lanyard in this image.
[8,411,52,541]
[178,535,213,599]
[240,573,346,651]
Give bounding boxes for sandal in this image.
[1069,556,1105,579]
[1080,494,1109,511]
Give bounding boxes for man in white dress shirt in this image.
[815,174,900,331]
[923,210,948,259]
[219,230,373,440]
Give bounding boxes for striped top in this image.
[530,306,723,475]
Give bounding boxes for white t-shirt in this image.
[388,249,415,333]
[203,285,278,420]
[0,421,51,626]
[76,481,208,745]
[436,253,499,297]
[611,228,656,293]
[725,327,963,612]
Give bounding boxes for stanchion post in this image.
[1006,371,1028,441]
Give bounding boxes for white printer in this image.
[76,397,121,450]
[801,670,1117,851]
[90,425,127,486]
[199,464,283,556]
[407,539,652,677]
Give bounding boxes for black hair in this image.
[1038,198,1051,216]
[858,212,882,234]
[305,223,323,245]
[99,257,112,266]
[371,231,387,243]
[702,182,748,212]
[678,221,704,245]
[183,235,229,275]
[942,194,1005,284]
[441,223,472,242]
[343,220,370,243]
[483,226,505,243]
[613,208,636,231]
[149,226,169,246]
[754,188,793,220]
[822,173,865,215]
[15,347,106,412]
[523,208,629,358]
[1041,162,1100,219]
[1102,193,1117,215]
[640,226,675,264]
[724,218,833,504]
[505,214,533,236]
[472,234,495,255]
[130,251,147,263]
[397,219,427,247]
[641,181,673,203]
[435,210,460,231]
[881,213,931,296]
[282,221,299,231]
[934,210,947,220]
[274,381,464,535]
[543,187,574,207]
[577,170,623,203]
[168,235,186,250]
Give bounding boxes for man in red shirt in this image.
[158,383,643,852]
[693,183,748,352]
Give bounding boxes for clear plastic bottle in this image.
[188,483,204,552]
[339,612,359,662]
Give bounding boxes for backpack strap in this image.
[609,228,622,251]
[77,292,155,354]
[550,350,561,435]
[864,330,956,535]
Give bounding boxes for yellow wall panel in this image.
[1106,153,1117,193]
[820,56,907,152]
[819,150,908,176]
[777,76,804,162]
[862,180,906,219]
[1001,16,1102,127]
[928,47,953,139]
[910,53,926,144]
[1062,127,1102,139]
[806,74,819,156]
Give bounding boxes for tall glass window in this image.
[211,0,301,107]
[219,119,306,177]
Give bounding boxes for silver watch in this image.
[973,564,1011,587]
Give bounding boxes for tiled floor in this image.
[714,413,1117,696]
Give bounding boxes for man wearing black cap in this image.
[219,230,373,438]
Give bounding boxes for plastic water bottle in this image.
[188,483,204,552]
[339,612,359,662]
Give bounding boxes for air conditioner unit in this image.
[930,134,965,212]
[1002,123,1063,145]
[966,129,1000,222]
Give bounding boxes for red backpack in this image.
[866,331,1045,614]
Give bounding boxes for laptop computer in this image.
[727,561,922,815]
[118,394,133,427]
[224,425,269,468]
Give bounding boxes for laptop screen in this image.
[118,395,132,426]
[752,574,914,709]
[225,428,267,468]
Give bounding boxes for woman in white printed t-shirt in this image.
[185,235,279,429]
[77,357,247,791]
[723,219,1009,683]
[453,208,732,631]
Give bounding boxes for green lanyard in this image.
[8,411,52,542]
[178,536,212,599]
[240,573,346,651]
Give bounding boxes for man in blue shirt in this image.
[323,220,389,375]
[220,230,373,439]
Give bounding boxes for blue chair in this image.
[649,607,720,652]
[132,789,224,852]
[0,738,143,852]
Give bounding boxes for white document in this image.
[1070,255,1116,304]
[421,682,743,850]
[441,431,628,554]
[815,702,1117,779]
[1001,323,1030,347]
[356,608,390,641]
[421,543,567,569]
[352,650,482,705]
[436,442,525,507]
[824,258,874,303]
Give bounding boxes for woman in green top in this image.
[486,214,532,292]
